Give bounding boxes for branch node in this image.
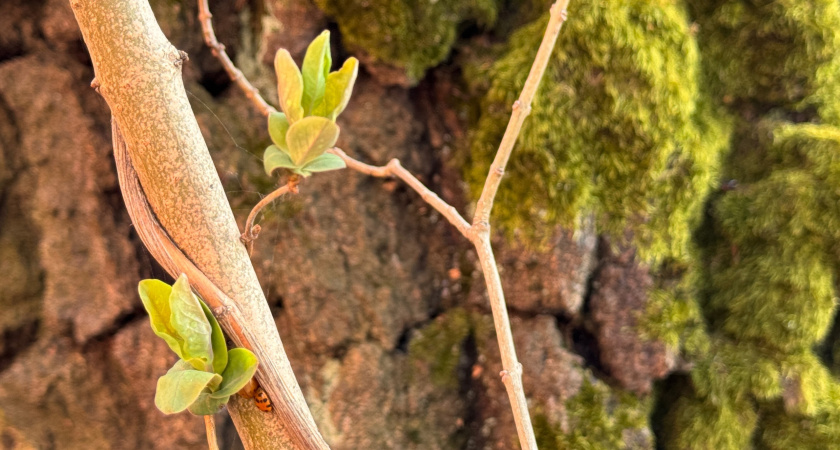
[213,305,234,320]
[174,50,189,68]
[551,1,568,21]
[468,221,491,242]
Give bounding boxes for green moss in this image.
[662,389,757,450]
[662,122,840,446]
[465,1,730,261]
[407,309,472,388]
[754,354,840,448]
[535,378,652,449]
[700,123,840,350]
[756,400,840,450]
[685,0,840,125]
[639,269,705,351]
[314,0,498,83]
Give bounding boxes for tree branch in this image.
[329,148,471,235]
[70,0,327,447]
[205,415,220,450]
[113,121,327,450]
[473,0,570,227]
[198,0,276,117]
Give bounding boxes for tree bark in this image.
[69,0,326,448]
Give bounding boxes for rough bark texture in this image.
[5,0,838,449]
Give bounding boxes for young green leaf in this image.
[199,299,227,375]
[138,279,183,358]
[314,57,359,120]
[211,348,259,398]
[264,145,299,176]
[154,366,222,414]
[170,274,214,372]
[274,49,304,123]
[188,392,230,416]
[301,31,332,115]
[268,112,290,151]
[302,153,346,173]
[286,116,340,166]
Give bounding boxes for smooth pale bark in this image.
[69,0,326,448]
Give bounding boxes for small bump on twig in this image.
[174,50,189,68]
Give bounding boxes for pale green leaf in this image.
[274,49,304,123]
[314,57,358,120]
[170,274,213,372]
[268,112,290,151]
[264,145,299,176]
[199,299,227,375]
[188,392,230,416]
[210,348,259,399]
[286,116,340,166]
[167,359,194,373]
[302,153,346,174]
[301,31,332,115]
[138,279,183,358]
[154,367,221,414]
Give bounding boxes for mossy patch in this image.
[313,0,498,84]
[662,121,840,446]
[465,1,730,261]
[700,123,840,351]
[685,0,840,125]
[534,378,652,449]
[407,308,472,388]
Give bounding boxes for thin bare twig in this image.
[466,3,570,449]
[198,0,276,117]
[329,148,471,235]
[198,1,571,449]
[204,415,220,450]
[241,179,299,255]
[473,1,569,227]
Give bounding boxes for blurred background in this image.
[2,0,840,448]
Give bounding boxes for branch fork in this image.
[199,1,572,448]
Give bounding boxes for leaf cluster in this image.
[264,31,359,178]
[138,275,259,415]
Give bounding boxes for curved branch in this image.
[113,120,328,449]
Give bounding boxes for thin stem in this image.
[241,181,297,255]
[204,415,220,450]
[330,148,471,235]
[473,1,569,227]
[198,0,276,117]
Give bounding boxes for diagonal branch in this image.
[473,1,570,227]
[329,148,471,235]
[198,0,276,117]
